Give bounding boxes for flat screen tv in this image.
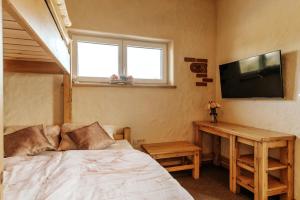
[219,50,284,98]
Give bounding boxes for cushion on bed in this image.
[5,125,61,150]
[4,125,54,157]
[67,122,115,150]
[58,122,115,151]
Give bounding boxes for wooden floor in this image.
[173,165,281,200]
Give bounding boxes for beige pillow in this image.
[58,122,115,151]
[4,125,53,157]
[67,122,115,150]
[5,125,61,150]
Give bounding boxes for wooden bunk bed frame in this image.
[2,0,73,124]
[1,0,73,195]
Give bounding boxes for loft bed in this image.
[2,0,72,122]
[3,0,70,74]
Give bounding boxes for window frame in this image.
[123,40,167,84]
[72,35,168,85]
[73,35,123,83]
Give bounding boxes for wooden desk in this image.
[193,121,296,200]
[142,141,201,179]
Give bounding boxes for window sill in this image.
[73,82,177,89]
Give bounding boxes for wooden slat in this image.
[4,59,63,74]
[4,48,47,56]
[166,164,194,172]
[267,140,287,148]
[4,0,70,73]
[3,20,23,30]
[237,161,255,172]
[5,53,51,60]
[3,28,31,39]
[4,37,39,46]
[4,43,44,52]
[237,137,255,146]
[4,56,54,62]
[3,10,14,21]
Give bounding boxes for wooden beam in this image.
[63,74,72,123]
[0,1,4,198]
[3,0,70,73]
[4,59,63,74]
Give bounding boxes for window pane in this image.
[77,42,119,78]
[127,46,162,79]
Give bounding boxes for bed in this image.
[3,126,194,200]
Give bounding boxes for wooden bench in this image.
[142,141,201,179]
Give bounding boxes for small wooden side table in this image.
[142,141,201,179]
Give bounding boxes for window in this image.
[73,35,168,84]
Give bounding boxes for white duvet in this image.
[4,149,193,200]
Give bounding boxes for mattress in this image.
[4,149,193,200]
[106,139,133,150]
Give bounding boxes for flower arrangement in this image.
[110,74,134,85]
[208,101,221,123]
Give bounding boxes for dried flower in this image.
[208,101,221,109]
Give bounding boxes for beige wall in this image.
[66,0,217,147]
[4,73,63,126]
[216,0,300,197]
[4,0,216,152]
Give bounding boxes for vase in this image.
[211,114,217,123]
[210,108,218,123]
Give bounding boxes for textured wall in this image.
[4,73,63,126]
[66,0,217,148]
[216,0,300,197]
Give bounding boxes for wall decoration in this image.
[184,57,213,87]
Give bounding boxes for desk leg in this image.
[258,142,268,200]
[193,123,202,177]
[213,135,221,166]
[280,140,295,200]
[229,135,237,193]
[254,142,259,200]
[193,150,200,179]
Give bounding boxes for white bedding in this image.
[106,140,133,150]
[4,149,193,200]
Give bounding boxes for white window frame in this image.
[72,35,168,84]
[123,40,167,84]
[72,35,123,82]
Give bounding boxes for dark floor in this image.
[172,165,281,200]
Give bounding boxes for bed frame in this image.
[114,127,131,143]
[2,0,73,124]
[3,0,71,73]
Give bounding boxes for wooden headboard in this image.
[113,127,131,143]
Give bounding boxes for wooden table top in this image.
[142,141,200,155]
[194,121,296,142]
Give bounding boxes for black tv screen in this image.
[219,50,284,98]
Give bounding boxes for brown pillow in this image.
[4,125,53,157]
[45,125,61,150]
[67,122,115,150]
[58,123,85,151]
[5,125,61,150]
